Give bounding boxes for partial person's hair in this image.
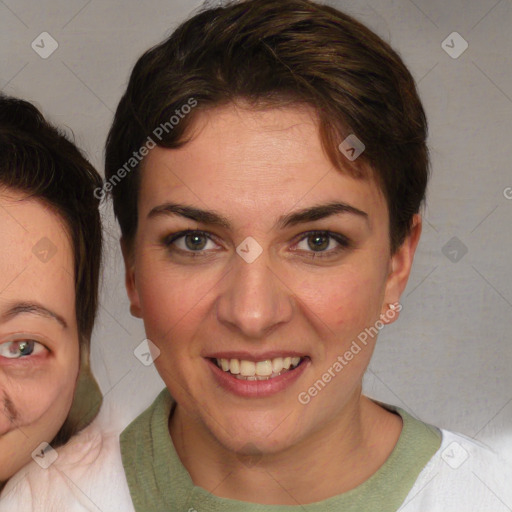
[105,0,429,253]
[0,94,103,445]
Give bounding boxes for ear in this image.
[121,237,142,318]
[380,214,422,324]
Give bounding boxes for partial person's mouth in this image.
[212,356,305,380]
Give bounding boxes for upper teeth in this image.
[216,357,302,377]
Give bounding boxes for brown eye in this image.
[163,230,220,255]
[184,233,208,250]
[307,233,330,251]
[294,230,350,259]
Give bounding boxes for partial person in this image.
[0,95,102,490]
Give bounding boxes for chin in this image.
[208,410,305,456]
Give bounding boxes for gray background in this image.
[1,0,511,454]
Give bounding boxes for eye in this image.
[293,231,350,258]
[0,339,46,359]
[163,230,220,254]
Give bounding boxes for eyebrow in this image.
[147,201,369,230]
[1,302,68,329]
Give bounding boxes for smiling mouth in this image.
[211,356,307,381]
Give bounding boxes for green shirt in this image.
[120,388,441,512]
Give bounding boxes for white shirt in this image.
[1,406,511,512]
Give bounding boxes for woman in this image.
[0,95,102,488]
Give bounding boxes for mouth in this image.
[210,356,307,381]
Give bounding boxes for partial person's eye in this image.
[163,230,221,256]
[293,230,351,258]
[0,339,46,359]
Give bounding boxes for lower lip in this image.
[207,358,310,398]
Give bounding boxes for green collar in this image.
[120,388,441,512]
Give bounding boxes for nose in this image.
[215,249,294,339]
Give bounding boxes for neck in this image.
[169,392,402,505]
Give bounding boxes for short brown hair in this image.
[0,94,103,445]
[105,0,429,253]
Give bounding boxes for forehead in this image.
[139,104,387,224]
[0,190,75,307]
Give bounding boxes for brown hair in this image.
[105,0,429,253]
[0,94,103,445]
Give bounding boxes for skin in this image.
[123,103,422,505]
[0,190,79,484]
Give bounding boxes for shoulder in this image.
[120,387,173,466]
[0,403,135,512]
[400,429,512,512]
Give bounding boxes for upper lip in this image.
[204,351,308,361]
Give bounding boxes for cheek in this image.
[0,365,77,481]
[137,259,217,342]
[0,361,78,433]
[296,268,383,333]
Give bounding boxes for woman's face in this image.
[0,190,79,481]
[125,104,420,455]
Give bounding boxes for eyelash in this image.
[163,229,351,260]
